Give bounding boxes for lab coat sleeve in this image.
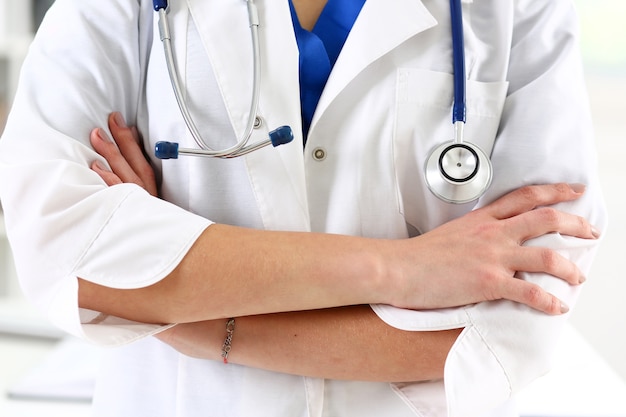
[373,2,607,416]
[0,0,211,346]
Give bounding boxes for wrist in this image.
[154,320,227,360]
[360,238,400,306]
[372,238,418,308]
[221,318,236,363]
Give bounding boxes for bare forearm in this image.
[79,224,391,324]
[78,182,596,325]
[156,305,462,382]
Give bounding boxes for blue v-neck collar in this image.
[311,0,367,66]
[288,0,366,139]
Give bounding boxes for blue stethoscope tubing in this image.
[151,0,294,159]
[424,0,493,203]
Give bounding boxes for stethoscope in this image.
[151,0,294,159]
[151,0,492,204]
[424,0,493,203]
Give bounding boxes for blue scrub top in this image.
[288,0,367,140]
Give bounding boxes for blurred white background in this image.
[569,0,626,382]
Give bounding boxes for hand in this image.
[89,112,158,197]
[387,183,599,315]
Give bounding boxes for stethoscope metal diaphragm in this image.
[425,139,493,204]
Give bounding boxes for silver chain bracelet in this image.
[221,318,236,364]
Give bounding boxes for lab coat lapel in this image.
[186,0,310,232]
[313,0,438,122]
[186,0,252,136]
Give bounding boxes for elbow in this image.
[77,276,189,325]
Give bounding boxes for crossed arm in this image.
[79,113,599,382]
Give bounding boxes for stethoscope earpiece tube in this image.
[155,126,294,160]
[152,0,293,160]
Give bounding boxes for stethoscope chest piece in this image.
[422,0,495,203]
[425,139,492,204]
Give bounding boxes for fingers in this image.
[90,127,143,186]
[108,113,158,196]
[506,206,600,243]
[498,278,569,315]
[484,183,585,220]
[496,244,585,314]
[91,160,123,187]
[108,113,150,175]
[480,184,599,248]
[511,246,585,286]
[89,113,158,196]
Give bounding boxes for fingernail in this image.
[97,128,112,143]
[579,274,586,284]
[591,226,601,239]
[93,160,110,172]
[560,302,570,314]
[113,112,127,128]
[569,183,586,194]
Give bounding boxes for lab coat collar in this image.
[313,0,438,126]
[185,0,442,134]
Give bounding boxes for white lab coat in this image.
[0,0,607,416]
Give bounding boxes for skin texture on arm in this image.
[79,222,396,323]
[154,306,462,382]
